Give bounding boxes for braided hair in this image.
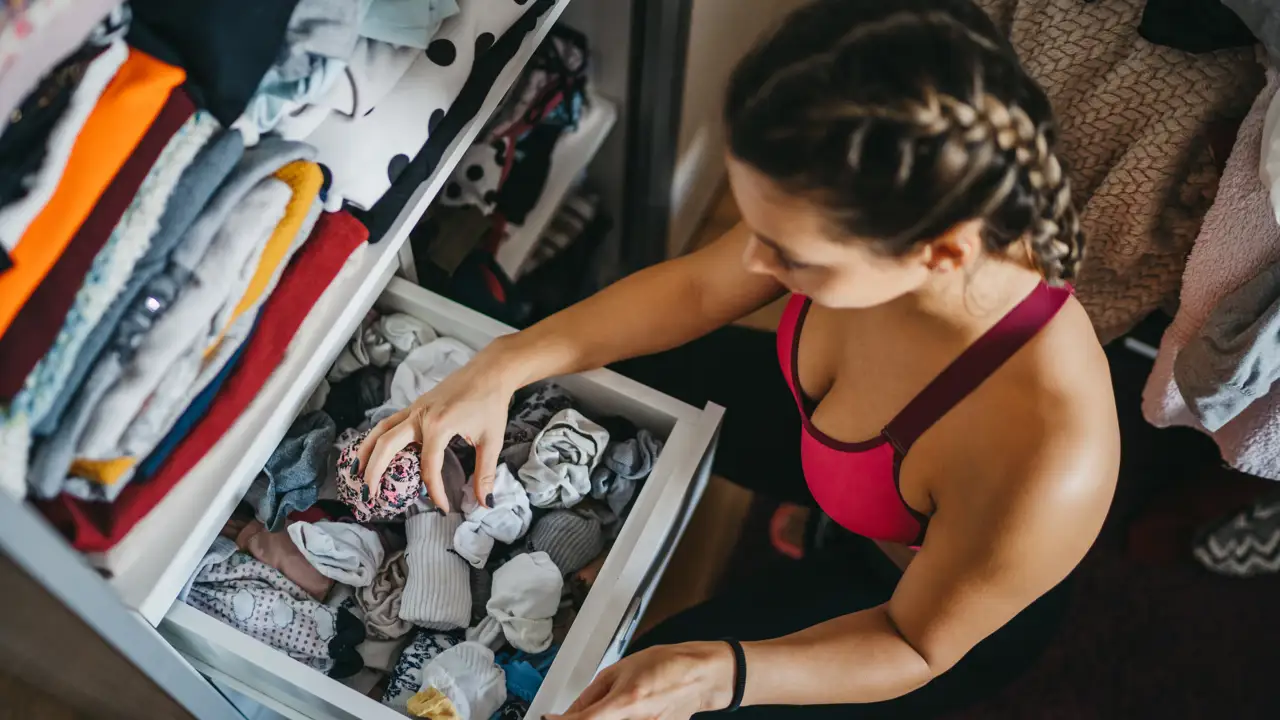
[725,0,1083,284]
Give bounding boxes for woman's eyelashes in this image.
[775,250,812,272]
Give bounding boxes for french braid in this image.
[725,0,1084,284]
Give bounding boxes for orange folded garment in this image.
[0,49,184,335]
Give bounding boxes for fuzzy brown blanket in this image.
[975,0,1262,342]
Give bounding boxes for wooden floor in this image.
[637,185,776,633]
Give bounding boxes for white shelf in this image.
[495,93,618,280]
[101,0,577,626]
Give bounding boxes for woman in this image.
[359,0,1120,716]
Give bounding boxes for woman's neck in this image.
[884,260,1044,345]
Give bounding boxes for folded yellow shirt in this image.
[69,456,134,486]
[204,160,323,359]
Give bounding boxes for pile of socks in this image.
[181,320,666,717]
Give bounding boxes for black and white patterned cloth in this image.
[382,629,466,712]
[307,0,533,211]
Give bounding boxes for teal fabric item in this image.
[360,0,460,50]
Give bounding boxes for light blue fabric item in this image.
[238,0,361,142]
[33,129,245,439]
[360,0,460,50]
[239,58,347,143]
[252,411,337,531]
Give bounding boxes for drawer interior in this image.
[162,277,723,720]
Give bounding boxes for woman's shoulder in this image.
[928,294,1120,516]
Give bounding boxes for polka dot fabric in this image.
[438,138,507,214]
[306,0,530,210]
[335,429,426,521]
[186,552,364,675]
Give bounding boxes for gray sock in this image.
[529,508,605,575]
[590,429,663,519]
[400,512,471,630]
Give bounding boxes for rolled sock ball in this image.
[401,512,471,630]
[499,382,575,470]
[336,430,467,520]
[454,465,532,568]
[590,429,662,518]
[413,641,506,720]
[529,509,605,575]
[467,551,563,653]
[519,409,610,508]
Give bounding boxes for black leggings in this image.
[611,326,1072,719]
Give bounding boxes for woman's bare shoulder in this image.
[932,295,1119,518]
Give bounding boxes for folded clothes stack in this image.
[179,315,664,717]
[0,0,569,563]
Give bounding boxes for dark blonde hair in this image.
[725,0,1083,283]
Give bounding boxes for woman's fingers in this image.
[417,429,451,513]
[563,672,614,713]
[550,692,639,720]
[357,409,408,471]
[362,414,419,498]
[472,431,503,508]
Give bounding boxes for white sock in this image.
[415,641,506,720]
[454,465,532,568]
[472,551,562,653]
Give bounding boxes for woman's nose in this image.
[741,236,773,276]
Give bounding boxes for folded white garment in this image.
[288,520,386,587]
[466,551,562,654]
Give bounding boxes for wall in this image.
[666,0,808,257]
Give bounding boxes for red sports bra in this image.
[776,282,1072,545]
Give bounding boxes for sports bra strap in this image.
[882,282,1072,453]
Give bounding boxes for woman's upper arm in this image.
[679,221,787,325]
[884,439,1114,674]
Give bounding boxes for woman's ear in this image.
[921,219,984,273]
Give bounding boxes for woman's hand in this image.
[548,642,735,720]
[355,341,523,512]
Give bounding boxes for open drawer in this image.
[159,277,723,720]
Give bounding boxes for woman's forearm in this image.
[486,224,782,392]
[739,606,934,707]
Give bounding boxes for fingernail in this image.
[351,458,360,475]
[485,492,495,509]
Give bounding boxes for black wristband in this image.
[721,638,748,712]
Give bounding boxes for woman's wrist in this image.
[485,329,584,392]
[686,641,738,712]
[479,334,549,393]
